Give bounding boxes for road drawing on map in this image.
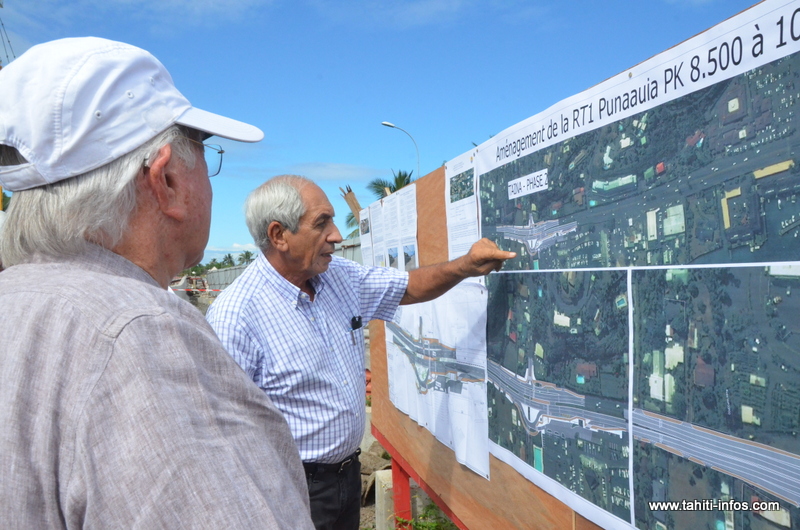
[486,266,800,529]
[386,281,491,477]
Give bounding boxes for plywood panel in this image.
[370,168,602,530]
[416,166,447,266]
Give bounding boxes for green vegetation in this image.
[345,169,415,239]
[181,250,255,276]
[367,169,414,200]
[395,501,457,530]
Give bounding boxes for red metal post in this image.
[373,425,468,529]
[391,458,412,528]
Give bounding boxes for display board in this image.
[370,2,800,528]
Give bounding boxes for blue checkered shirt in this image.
[206,254,408,464]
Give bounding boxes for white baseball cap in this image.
[0,37,264,192]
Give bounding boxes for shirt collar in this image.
[256,253,326,305]
[25,243,162,288]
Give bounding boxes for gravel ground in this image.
[359,439,391,529]
[360,502,377,530]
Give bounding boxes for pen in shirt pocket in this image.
[349,315,362,345]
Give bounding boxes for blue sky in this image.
[0,0,759,263]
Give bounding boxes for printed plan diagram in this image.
[385,281,490,477]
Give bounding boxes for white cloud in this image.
[88,0,267,21]
[373,0,473,28]
[206,242,260,253]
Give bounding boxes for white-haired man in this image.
[207,175,515,530]
[0,38,313,529]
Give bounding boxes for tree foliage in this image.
[344,212,359,239]
[180,251,256,276]
[367,169,414,200]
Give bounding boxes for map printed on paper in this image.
[386,281,490,478]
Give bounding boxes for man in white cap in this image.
[0,38,313,528]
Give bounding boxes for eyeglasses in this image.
[142,136,225,177]
[183,137,225,177]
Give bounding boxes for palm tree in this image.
[344,212,359,239]
[237,250,254,265]
[366,169,414,200]
[222,254,235,267]
[207,258,219,270]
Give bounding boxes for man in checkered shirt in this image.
[206,175,514,530]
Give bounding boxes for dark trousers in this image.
[304,453,361,530]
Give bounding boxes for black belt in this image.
[303,449,361,476]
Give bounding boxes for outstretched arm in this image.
[400,238,516,305]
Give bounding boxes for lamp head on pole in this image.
[381,120,420,181]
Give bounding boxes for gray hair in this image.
[0,125,199,267]
[245,175,313,251]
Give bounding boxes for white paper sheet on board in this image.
[397,184,419,271]
[445,151,480,260]
[358,208,374,267]
[368,201,386,268]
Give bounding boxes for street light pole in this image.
[381,121,420,182]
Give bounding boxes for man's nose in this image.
[329,224,343,244]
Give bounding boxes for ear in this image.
[267,220,289,251]
[143,144,187,221]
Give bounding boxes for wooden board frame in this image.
[369,166,603,529]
